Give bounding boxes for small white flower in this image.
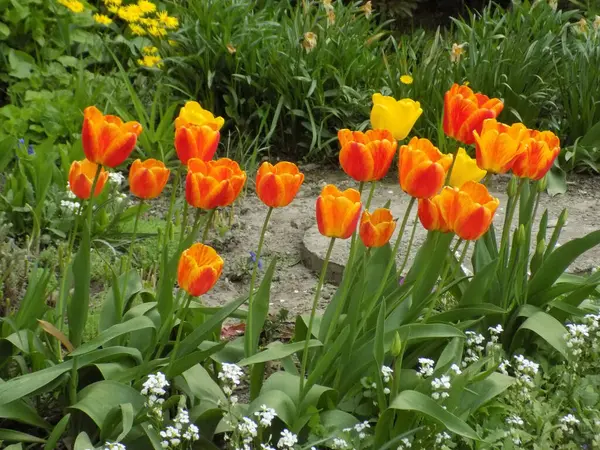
[450,364,462,375]
[277,429,298,448]
[560,414,580,433]
[254,404,277,427]
[381,365,394,383]
[397,437,412,449]
[108,171,125,186]
[383,387,391,395]
[417,358,435,378]
[238,417,258,438]
[506,415,524,426]
[104,443,126,450]
[331,437,349,449]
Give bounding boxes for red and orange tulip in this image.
[473,119,530,174]
[443,84,503,145]
[256,162,304,208]
[418,181,499,240]
[174,125,220,165]
[338,129,397,182]
[359,208,396,248]
[177,243,224,297]
[316,184,362,239]
[128,159,170,199]
[512,130,560,180]
[68,159,109,199]
[175,101,225,131]
[185,158,246,210]
[399,137,453,199]
[81,106,142,168]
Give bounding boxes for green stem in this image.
[201,208,215,243]
[86,165,103,225]
[299,237,335,397]
[499,178,525,270]
[396,211,418,277]
[360,197,416,330]
[163,164,183,248]
[167,293,193,377]
[444,144,461,185]
[245,207,274,357]
[364,182,377,210]
[179,198,189,244]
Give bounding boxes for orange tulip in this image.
[68,159,109,199]
[256,161,304,208]
[443,84,503,145]
[512,130,560,180]
[418,181,499,240]
[316,184,362,239]
[174,124,220,165]
[175,101,225,131]
[186,158,246,209]
[359,208,396,248]
[473,119,530,174]
[338,129,397,182]
[399,137,453,199]
[81,106,142,168]
[128,159,170,199]
[177,243,224,297]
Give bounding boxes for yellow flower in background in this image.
[302,32,317,53]
[93,14,113,25]
[594,15,600,30]
[576,17,588,34]
[361,1,373,18]
[137,0,156,13]
[227,43,237,54]
[400,74,413,85]
[118,4,143,22]
[370,93,422,140]
[450,43,466,63]
[138,54,163,68]
[103,0,122,5]
[129,24,147,35]
[59,0,84,13]
[548,0,557,11]
[327,9,335,25]
[142,45,159,55]
[449,147,487,188]
[168,39,178,47]
[148,24,167,37]
[107,5,119,13]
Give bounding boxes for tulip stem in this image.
[444,144,461,185]
[167,293,193,378]
[201,209,215,243]
[125,199,144,274]
[396,211,419,277]
[164,165,183,248]
[365,182,377,210]
[300,237,335,398]
[360,197,415,332]
[499,177,525,270]
[179,198,189,244]
[245,206,274,357]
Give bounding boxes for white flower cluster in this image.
[159,407,199,448]
[342,421,371,441]
[330,437,349,449]
[417,358,435,378]
[254,404,277,427]
[513,355,539,399]
[141,372,169,418]
[382,365,393,395]
[108,171,126,186]
[396,437,412,449]
[486,324,503,352]
[431,375,451,400]
[434,431,452,449]
[504,415,524,445]
[65,184,76,199]
[564,323,589,357]
[218,363,244,396]
[104,443,126,450]
[238,417,258,445]
[277,429,298,448]
[115,192,128,205]
[462,331,485,367]
[61,200,81,214]
[559,414,580,434]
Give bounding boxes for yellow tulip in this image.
[449,147,486,188]
[370,93,422,141]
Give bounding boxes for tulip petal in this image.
[339,142,374,182]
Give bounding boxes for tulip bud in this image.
[517,224,526,246]
[507,176,519,198]
[391,331,403,357]
[530,238,546,275]
[537,175,548,193]
[174,209,181,228]
[558,209,568,228]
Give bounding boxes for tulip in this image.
[399,137,453,199]
[68,159,109,199]
[370,93,422,141]
[256,162,304,208]
[443,84,503,145]
[175,101,224,131]
[177,243,224,297]
[186,158,246,209]
[418,181,499,240]
[338,129,397,182]
[81,106,142,168]
[473,119,530,174]
[449,147,487,188]
[316,184,362,239]
[359,208,396,248]
[128,159,170,199]
[174,124,220,164]
[512,130,560,180]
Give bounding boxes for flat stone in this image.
[301,180,600,284]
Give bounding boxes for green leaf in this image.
[116,403,134,442]
[178,295,247,356]
[178,364,226,405]
[238,340,321,366]
[0,22,10,39]
[73,432,93,450]
[70,316,156,356]
[546,166,567,196]
[0,429,45,443]
[374,302,385,368]
[385,390,479,440]
[8,49,35,79]
[44,414,70,450]
[395,324,465,342]
[306,327,349,393]
[69,381,145,431]
[99,270,144,331]
[68,221,91,348]
[245,258,277,356]
[0,394,50,429]
[513,311,569,358]
[459,259,498,305]
[528,230,600,298]
[168,342,227,378]
[247,390,296,427]
[461,373,514,412]
[430,304,505,323]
